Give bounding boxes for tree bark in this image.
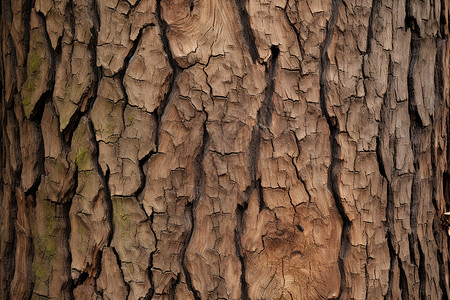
[1,0,449,299]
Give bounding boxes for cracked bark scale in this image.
[0,0,449,299]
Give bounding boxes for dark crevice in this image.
[110,247,131,296]
[67,163,107,290]
[241,43,279,300]
[439,0,448,38]
[365,0,380,55]
[406,6,425,299]
[155,0,182,151]
[259,45,279,128]
[319,1,348,299]
[408,234,416,265]
[21,0,33,70]
[135,150,155,200]
[28,12,56,121]
[168,275,181,300]
[235,202,249,300]
[62,106,88,145]
[417,241,426,300]
[115,22,156,203]
[66,162,78,300]
[385,232,395,299]
[182,201,200,300]
[147,211,158,299]
[378,57,405,300]
[283,6,304,71]
[86,119,114,247]
[63,2,100,146]
[2,108,21,298]
[23,93,47,198]
[406,3,430,297]
[72,271,88,288]
[290,155,312,203]
[235,0,260,63]
[60,0,100,147]
[434,218,449,300]
[67,0,76,40]
[398,259,410,299]
[247,45,279,189]
[433,34,449,300]
[180,121,208,300]
[116,21,153,83]
[248,128,261,190]
[257,178,266,212]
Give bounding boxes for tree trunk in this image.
[1,0,449,299]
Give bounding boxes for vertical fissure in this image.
[180,121,208,300]
[365,0,380,55]
[63,0,100,145]
[405,6,427,298]
[235,202,249,300]
[118,22,157,203]
[110,247,131,296]
[319,0,349,298]
[378,57,410,299]
[147,211,157,299]
[248,45,279,190]
[283,6,305,64]
[240,44,279,299]
[155,0,181,119]
[235,0,260,63]
[86,119,114,250]
[432,34,449,300]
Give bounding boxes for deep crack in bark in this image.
[319,0,350,298]
[235,202,249,300]
[235,0,260,63]
[406,10,426,298]
[180,121,208,300]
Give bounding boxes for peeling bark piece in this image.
[40,103,75,203]
[52,0,95,131]
[141,68,206,297]
[19,118,43,192]
[122,105,157,160]
[97,0,133,75]
[129,0,157,40]
[30,104,73,299]
[111,196,155,300]
[97,247,128,300]
[54,41,94,131]
[0,187,15,299]
[91,79,125,144]
[10,0,30,86]
[69,117,110,279]
[247,0,302,68]
[162,1,247,67]
[73,278,100,300]
[124,25,172,113]
[10,189,33,300]
[30,199,71,299]
[409,37,436,127]
[72,0,97,44]
[35,0,69,49]
[21,9,52,119]
[92,75,157,196]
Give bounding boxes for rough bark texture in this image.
[1,0,449,299]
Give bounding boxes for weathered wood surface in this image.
[1,0,449,299]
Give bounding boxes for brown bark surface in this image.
[1,0,449,299]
